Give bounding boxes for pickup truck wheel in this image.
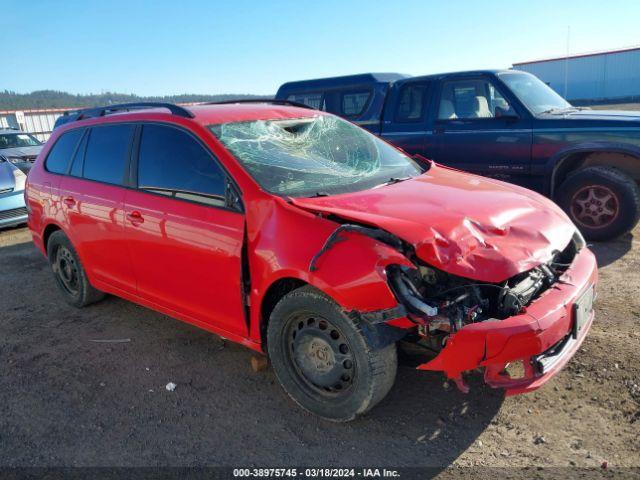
[557,166,640,241]
[267,286,397,422]
[47,231,105,307]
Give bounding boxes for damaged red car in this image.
[26,101,597,421]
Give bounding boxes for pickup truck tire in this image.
[47,230,105,307]
[556,166,640,241]
[267,286,397,422]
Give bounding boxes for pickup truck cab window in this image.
[83,124,135,185]
[438,78,515,120]
[137,124,226,207]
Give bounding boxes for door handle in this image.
[63,196,76,207]
[126,211,144,225]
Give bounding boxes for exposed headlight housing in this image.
[572,229,586,251]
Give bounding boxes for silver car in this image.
[0,128,43,173]
[0,159,28,228]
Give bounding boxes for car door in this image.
[433,76,533,187]
[123,123,247,337]
[380,81,437,158]
[60,123,137,293]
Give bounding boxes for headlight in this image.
[12,168,27,191]
[573,229,586,251]
[6,156,24,164]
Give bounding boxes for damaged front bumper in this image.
[413,246,597,395]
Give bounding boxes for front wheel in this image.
[556,166,640,241]
[267,286,397,422]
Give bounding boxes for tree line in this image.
[0,90,267,110]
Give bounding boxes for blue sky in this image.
[1,0,639,96]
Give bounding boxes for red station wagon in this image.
[26,101,597,421]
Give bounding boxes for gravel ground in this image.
[0,224,638,475]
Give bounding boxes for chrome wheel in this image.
[285,314,356,396]
[570,184,619,229]
[54,245,80,296]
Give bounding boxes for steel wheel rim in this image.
[54,245,80,296]
[570,184,619,229]
[284,313,356,397]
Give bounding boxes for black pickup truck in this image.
[276,70,640,240]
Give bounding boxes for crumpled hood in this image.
[291,164,576,282]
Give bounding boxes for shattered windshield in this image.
[209,115,423,197]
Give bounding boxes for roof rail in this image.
[55,102,195,129]
[207,98,315,110]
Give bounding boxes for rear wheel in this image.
[47,231,105,307]
[556,166,640,241]
[267,286,397,422]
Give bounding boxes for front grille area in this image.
[0,207,27,221]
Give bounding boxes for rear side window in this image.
[83,124,134,185]
[342,91,370,117]
[44,129,84,174]
[137,124,226,206]
[396,83,430,122]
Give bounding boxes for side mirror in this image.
[495,106,519,120]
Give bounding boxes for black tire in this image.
[556,166,640,241]
[267,286,397,422]
[47,231,105,307]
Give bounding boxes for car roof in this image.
[395,69,514,85]
[55,102,323,131]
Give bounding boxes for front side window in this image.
[396,83,430,122]
[0,133,41,149]
[341,91,370,117]
[437,78,515,120]
[44,129,84,174]
[83,124,134,185]
[498,71,572,115]
[137,124,226,206]
[209,115,423,198]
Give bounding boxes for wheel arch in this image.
[42,222,64,256]
[549,142,640,197]
[258,277,310,345]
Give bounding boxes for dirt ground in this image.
[0,224,638,475]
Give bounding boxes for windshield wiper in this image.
[375,176,413,188]
[310,191,331,197]
[539,106,579,115]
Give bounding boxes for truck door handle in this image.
[63,196,76,207]
[433,127,444,134]
[126,211,144,225]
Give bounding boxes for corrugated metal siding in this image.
[514,49,640,103]
[0,109,66,141]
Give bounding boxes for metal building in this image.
[0,108,67,141]
[513,45,640,104]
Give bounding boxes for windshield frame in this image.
[208,114,425,199]
[0,132,42,150]
[497,71,573,116]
